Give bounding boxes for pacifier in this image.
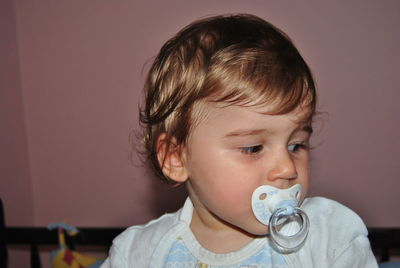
[251,184,309,253]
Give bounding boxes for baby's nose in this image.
[267,152,297,182]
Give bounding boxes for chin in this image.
[244,223,270,237]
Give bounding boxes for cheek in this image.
[294,156,310,201]
[191,162,248,198]
[188,154,256,206]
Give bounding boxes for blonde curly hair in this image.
[139,14,316,183]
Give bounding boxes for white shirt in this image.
[101,197,378,267]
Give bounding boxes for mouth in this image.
[251,184,302,225]
[251,184,309,253]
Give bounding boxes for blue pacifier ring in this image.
[269,207,310,253]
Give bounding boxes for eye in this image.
[240,145,263,155]
[288,143,308,153]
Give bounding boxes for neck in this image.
[189,200,255,253]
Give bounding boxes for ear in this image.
[156,133,189,183]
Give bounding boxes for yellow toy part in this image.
[51,248,102,268]
[48,223,103,268]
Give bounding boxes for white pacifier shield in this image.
[251,184,302,225]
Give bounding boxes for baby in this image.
[101,14,378,267]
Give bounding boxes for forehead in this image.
[190,101,312,136]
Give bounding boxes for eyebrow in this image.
[224,125,313,138]
[224,128,269,138]
[302,125,313,134]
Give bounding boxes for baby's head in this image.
[140,14,316,184]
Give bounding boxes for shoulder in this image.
[302,196,368,238]
[298,197,377,267]
[104,210,182,267]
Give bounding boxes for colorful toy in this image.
[48,223,103,268]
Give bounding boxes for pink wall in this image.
[0,0,34,225]
[2,0,400,237]
[1,0,33,266]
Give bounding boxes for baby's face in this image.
[183,102,311,238]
